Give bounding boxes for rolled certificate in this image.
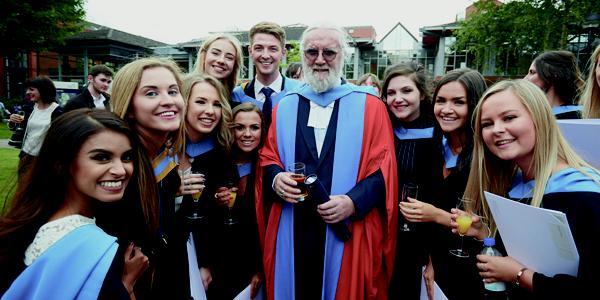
[305,174,352,242]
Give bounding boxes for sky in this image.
[84,0,475,45]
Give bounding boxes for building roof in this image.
[379,22,418,44]
[420,21,461,33]
[345,26,376,40]
[66,22,168,48]
[176,25,377,49]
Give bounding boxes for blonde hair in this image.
[111,57,185,157]
[181,73,233,153]
[580,45,600,118]
[194,34,243,97]
[464,79,599,233]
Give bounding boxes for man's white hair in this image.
[299,23,350,61]
[300,23,350,93]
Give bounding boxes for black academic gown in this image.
[498,169,600,300]
[389,113,442,300]
[429,142,483,300]
[205,158,263,299]
[184,145,240,299]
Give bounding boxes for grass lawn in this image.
[0,148,19,211]
[0,122,12,139]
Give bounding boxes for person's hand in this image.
[249,273,263,299]
[477,255,524,283]
[122,243,150,296]
[273,172,303,203]
[200,267,212,289]
[423,256,435,300]
[400,197,444,223]
[317,195,355,223]
[450,208,489,240]
[8,113,24,124]
[179,173,205,196]
[214,186,237,206]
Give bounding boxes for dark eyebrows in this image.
[87,149,111,155]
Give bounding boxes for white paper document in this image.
[557,119,600,168]
[233,284,265,300]
[419,267,448,300]
[484,191,579,276]
[187,232,207,300]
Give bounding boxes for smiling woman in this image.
[461,79,600,299]
[0,109,156,299]
[178,73,238,298]
[194,34,243,100]
[111,57,193,299]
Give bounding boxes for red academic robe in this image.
[255,94,398,300]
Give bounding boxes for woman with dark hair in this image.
[205,102,264,299]
[0,109,157,299]
[525,50,584,119]
[8,76,63,172]
[399,68,488,299]
[285,62,303,81]
[381,61,440,299]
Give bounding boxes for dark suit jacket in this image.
[64,87,111,112]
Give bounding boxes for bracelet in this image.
[515,267,528,286]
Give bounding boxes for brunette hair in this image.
[0,109,158,288]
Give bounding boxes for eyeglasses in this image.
[303,48,339,62]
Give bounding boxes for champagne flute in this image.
[400,183,419,232]
[187,171,205,221]
[450,198,473,258]
[224,181,239,225]
[287,162,308,201]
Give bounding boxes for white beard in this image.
[302,61,343,94]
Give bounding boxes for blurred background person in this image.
[524,50,584,119]
[357,72,382,96]
[285,62,303,81]
[64,64,113,112]
[8,76,63,174]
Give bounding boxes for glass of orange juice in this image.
[186,171,205,221]
[450,198,473,258]
[224,181,239,225]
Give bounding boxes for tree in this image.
[0,0,86,55]
[454,0,599,75]
[284,41,301,67]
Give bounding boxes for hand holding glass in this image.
[224,182,239,225]
[186,171,205,220]
[450,198,473,258]
[287,162,308,201]
[400,183,419,232]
